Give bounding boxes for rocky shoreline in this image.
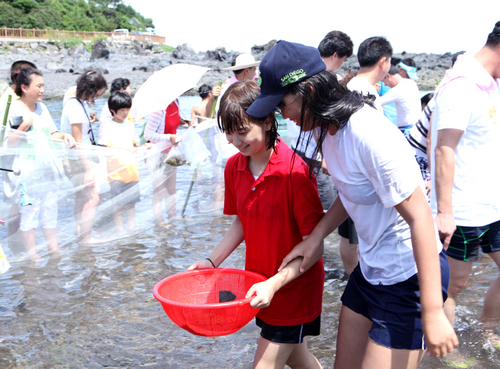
[0,38,456,99]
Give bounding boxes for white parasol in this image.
[130,63,209,120]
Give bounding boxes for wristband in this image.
[206,257,216,268]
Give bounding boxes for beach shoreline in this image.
[0,38,452,99]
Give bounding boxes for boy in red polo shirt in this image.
[189,81,325,368]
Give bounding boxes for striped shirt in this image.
[407,98,435,158]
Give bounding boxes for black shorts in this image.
[338,217,358,244]
[446,220,500,261]
[110,180,141,207]
[341,249,449,350]
[256,315,321,344]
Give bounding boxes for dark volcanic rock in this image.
[91,39,110,60]
[173,43,196,60]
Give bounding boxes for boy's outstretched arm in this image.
[188,215,244,270]
[279,195,348,272]
[395,186,458,358]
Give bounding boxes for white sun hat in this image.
[223,53,261,71]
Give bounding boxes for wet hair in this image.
[451,50,466,67]
[217,81,279,152]
[198,84,212,99]
[318,30,354,59]
[421,93,434,110]
[10,60,37,86]
[284,69,374,169]
[76,70,108,101]
[110,78,130,94]
[15,68,43,97]
[486,21,500,47]
[357,37,393,67]
[108,91,132,115]
[400,58,416,67]
[387,65,400,75]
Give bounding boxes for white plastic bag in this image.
[164,127,210,167]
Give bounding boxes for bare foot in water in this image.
[155,221,171,229]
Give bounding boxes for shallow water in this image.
[1,98,500,368]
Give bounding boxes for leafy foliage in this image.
[0,0,155,32]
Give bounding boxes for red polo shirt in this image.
[224,140,325,326]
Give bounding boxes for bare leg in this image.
[22,228,42,261]
[152,175,167,226]
[334,305,371,369]
[253,336,322,369]
[112,206,125,232]
[80,186,99,240]
[7,204,20,237]
[481,251,500,331]
[362,338,425,369]
[444,256,473,325]
[41,228,58,254]
[165,168,177,221]
[340,236,358,277]
[125,204,135,234]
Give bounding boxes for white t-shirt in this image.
[7,101,61,196]
[99,119,139,149]
[60,97,93,146]
[380,79,421,128]
[430,55,500,226]
[323,105,439,285]
[347,77,382,111]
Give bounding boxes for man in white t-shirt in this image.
[347,36,393,112]
[431,21,500,342]
[381,66,421,132]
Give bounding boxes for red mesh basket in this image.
[153,268,267,336]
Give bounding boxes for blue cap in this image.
[398,62,418,80]
[246,40,326,118]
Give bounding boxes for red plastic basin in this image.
[153,268,267,336]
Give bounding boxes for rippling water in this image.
[1,97,499,368]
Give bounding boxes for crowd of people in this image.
[1,20,500,369]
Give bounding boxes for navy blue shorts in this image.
[341,249,449,350]
[338,217,358,244]
[446,220,500,261]
[256,315,321,344]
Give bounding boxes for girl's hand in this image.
[90,112,99,124]
[170,135,181,145]
[245,280,278,309]
[187,259,214,270]
[144,143,154,150]
[64,134,77,149]
[423,309,459,358]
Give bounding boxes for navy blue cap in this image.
[247,40,326,118]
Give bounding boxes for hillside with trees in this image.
[0,0,154,32]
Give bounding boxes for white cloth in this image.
[323,105,438,285]
[61,98,92,146]
[380,79,421,128]
[99,119,139,148]
[407,98,434,158]
[430,54,500,226]
[347,77,382,111]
